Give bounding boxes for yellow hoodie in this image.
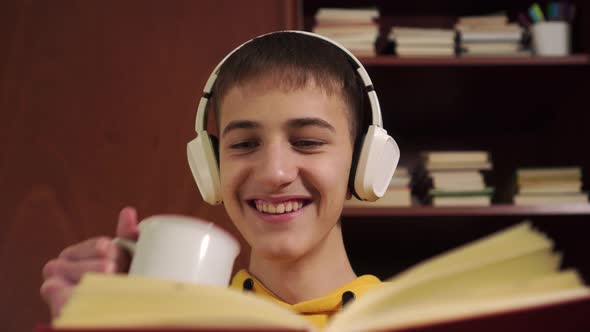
[230,269,381,329]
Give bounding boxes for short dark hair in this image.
[211,32,364,142]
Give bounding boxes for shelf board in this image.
[342,204,590,217]
[358,54,590,66]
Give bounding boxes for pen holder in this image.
[532,21,571,56]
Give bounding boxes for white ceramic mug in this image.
[532,21,571,56]
[113,215,240,287]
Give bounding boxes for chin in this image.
[254,242,309,262]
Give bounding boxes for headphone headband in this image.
[194,30,383,134]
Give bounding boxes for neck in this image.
[248,223,357,304]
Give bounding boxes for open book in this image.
[47,222,590,332]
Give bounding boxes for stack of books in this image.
[312,8,379,57]
[513,166,588,205]
[345,166,412,207]
[415,151,494,207]
[455,13,529,56]
[388,27,456,57]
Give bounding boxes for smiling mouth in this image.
[249,199,311,214]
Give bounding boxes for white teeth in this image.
[285,202,292,212]
[254,200,305,214]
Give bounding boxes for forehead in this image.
[218,78,351,130]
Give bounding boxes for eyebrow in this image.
[287,117,335,132]
[221,120,260,138]
[221,117,335,138]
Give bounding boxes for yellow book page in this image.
[327,223,579,331]
[334,275,589,332]
[390,222,552,285]
[54,273,311,330]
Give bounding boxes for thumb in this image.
[116,206,140,240]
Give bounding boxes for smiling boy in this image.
[41,31,397,329]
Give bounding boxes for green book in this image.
[429,187,494,197]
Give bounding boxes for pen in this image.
[547,3,555,21]
[529,3,546,22]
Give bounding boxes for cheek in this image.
[219,156,246,199]
[306,153,352,198]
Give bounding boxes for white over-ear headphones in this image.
[187,30,400,205]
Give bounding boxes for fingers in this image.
[40,277,74,318]
[116,206,140,240]
[43,257,116,282]
[58,236,117,261]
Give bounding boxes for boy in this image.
[41,31,393,329]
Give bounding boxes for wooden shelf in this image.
[343,204,590,217]
[357,54,590,66]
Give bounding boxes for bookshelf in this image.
[300,0,590,282]
[343,204,590,217]
[357,54,590,66]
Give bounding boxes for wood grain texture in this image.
[0,1,296,331]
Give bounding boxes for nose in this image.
[254,140,298,191]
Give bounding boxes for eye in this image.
[292,139,325,150]
[229,140,259,150]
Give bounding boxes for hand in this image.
[40,206,140,318]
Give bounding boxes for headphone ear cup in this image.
[348,134,365,200]
[187,132,222,205]
[352,126,400,201]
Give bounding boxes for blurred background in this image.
[0,1,298,331]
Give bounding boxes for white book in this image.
[433,196,491,207]
[397,46,455,56]
[514,193,589,206]
[316,8,378,21]
[424,151,489,163]
[430,171,484,181]
[517,167,582,179]
[426,161,493,171]
[395,36,455,46]
[519,181,582,194]
[462,42,522,52]
[460,30,522,43]
[391,27,455,38]
[313,26,378,36]
[345,188,412,207]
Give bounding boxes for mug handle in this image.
[112,237,137,255]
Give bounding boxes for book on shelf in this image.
[313,7,379,57]
[518,181,582,194]
[429,188,494,207]
[413,150,494,206]
[513,166,588,206]
[455,12,526,56]
[346,187,412,207]
[429,170,485,191]
[514,192,589,205]
[517,166,582,180]
[396,46,455,57]
[422,150,490,164]
[459,30,523,43]
[315,8,378,22]
[44,222,590,332]
[455,23,522,32]
[346,166,412,207]
[425,160,493,171]
[388,27,456,57]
